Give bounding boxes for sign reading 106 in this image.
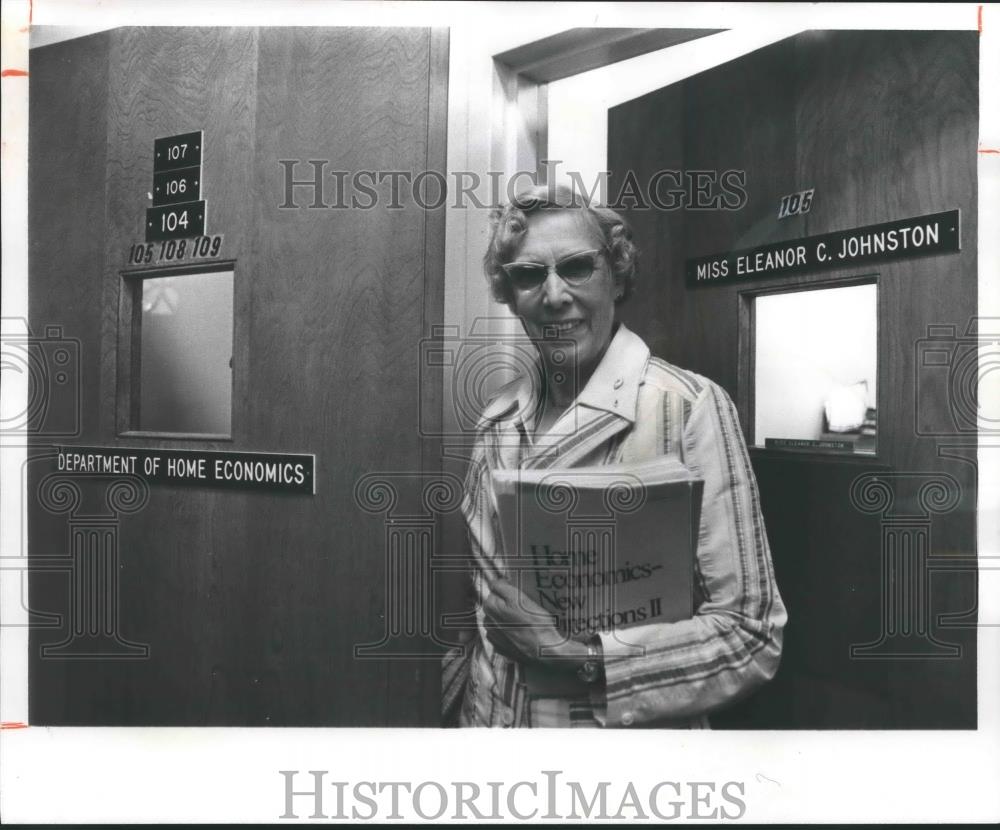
[154,167,201,206]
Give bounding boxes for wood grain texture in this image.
[609,82,686,369]
[407,27,451,726]
[28,31,110,446]
[28,31,113,724]
[29,26,447,726]
[790,31,978,728]
[608,31,977,729]
[680,37,800,395]
[105,28,259,726]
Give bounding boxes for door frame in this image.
[442,23,810,434]
[737,272,885,464]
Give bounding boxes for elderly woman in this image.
[443,184,786,728]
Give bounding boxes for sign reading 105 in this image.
[777,188,815,220]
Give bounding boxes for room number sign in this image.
[777,188,814,219]
[145,130,209,243]
[127,234,224,267]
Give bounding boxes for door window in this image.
[123,268,234,437]
[753,282,877,454]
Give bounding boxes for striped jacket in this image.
[442,324,786,728]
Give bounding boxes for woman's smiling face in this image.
[508,209,620,386]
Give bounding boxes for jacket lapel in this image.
[520,406,630,470]
[520,324,649,470]
[481,324,651,472]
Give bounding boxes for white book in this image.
[492,457,703,697]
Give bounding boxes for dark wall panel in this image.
[28,31,114,722]
[611,82,686,366]
[680,38,799,395]
[791,31,979,728]
[28,32,110,446]
[247,27,442,726]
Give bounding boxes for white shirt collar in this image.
[478,323,650,428]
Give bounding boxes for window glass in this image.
[754,283,877,453]
[138,270,233,435]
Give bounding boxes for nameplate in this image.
[687,210,960,286]
[764,438,854,452]
[55,447,315,495]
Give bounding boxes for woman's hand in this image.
[483,579,589,672]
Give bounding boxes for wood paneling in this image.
[609,82,686,367]
[608,31,977,728]
[246,26,443,726]
[28,32,110,444]
[29,27,448,725]
[28,31,114,723]
[790,32,978,728]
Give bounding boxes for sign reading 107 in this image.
[153,131,203,172]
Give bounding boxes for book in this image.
[492,457,703,697]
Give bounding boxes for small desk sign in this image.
[765,438,853,452]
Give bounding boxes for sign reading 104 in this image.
[146,201,206,242]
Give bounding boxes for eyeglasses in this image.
[501,249,605,292]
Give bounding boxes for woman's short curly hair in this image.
[483,183,639,309]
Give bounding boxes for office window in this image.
[131,269,234,436]
[754,282,877,454]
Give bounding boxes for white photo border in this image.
[2,1,998,824]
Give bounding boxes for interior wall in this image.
[608,30,978,728]
[545,25,808,194]
[28,26,447,726]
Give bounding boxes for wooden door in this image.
[28,27,448,726]
[608,31,978,728]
